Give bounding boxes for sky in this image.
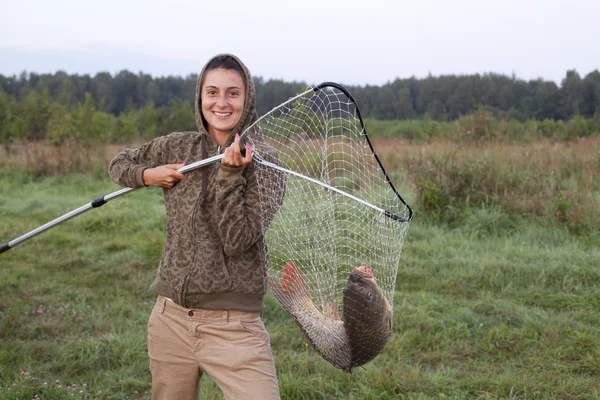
[1,0,599,86]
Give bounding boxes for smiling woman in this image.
[107,54,283,400]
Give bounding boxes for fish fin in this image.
[281,261,310,300]
[333,302,340,320]
[267,276,293,308]
[323,300,340,321]
[268,262,311,309]
[266,276,281,292]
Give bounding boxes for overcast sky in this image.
[1,0,598,86]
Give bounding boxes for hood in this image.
[194,53,257,146]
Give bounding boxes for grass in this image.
[1,148,600,399]
[374,137,600,233]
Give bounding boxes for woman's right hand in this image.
[143,163,185,188]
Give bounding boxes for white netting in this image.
[242,84,411,371]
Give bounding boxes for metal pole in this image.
[254,156,411,223]
[0,154,224,254]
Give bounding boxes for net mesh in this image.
[243,84,411,371]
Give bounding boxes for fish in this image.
[268,261,393,372]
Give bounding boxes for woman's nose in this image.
[216,94,228,107]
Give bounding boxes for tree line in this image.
[2,68,599,121]
[1,69,599,148]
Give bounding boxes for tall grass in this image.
[373,137,600,234]
[3,137,599,235]
[0,140,141,176]
[364,110,600,142]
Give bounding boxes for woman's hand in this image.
[221,133,252,167]
[143,163,185,188]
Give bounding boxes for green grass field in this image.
[1,165,599,399]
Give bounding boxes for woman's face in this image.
[201,68,246,139]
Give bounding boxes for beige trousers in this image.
[147,296,280,400]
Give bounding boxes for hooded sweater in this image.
[108,54,282,312]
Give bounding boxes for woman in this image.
[109,54,282,400]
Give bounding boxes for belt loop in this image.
[224,310,229,324]
[156,296,167,314]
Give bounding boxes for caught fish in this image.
[268,261,393,372]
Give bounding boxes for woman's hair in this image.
[204,55,245,80]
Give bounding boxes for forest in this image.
[1,68,599,147]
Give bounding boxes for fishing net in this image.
[241,83,413,371]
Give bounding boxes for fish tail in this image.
[269,261,313,308]
[323,299,340,321]
[281,261,311,299]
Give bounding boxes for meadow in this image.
[1,138,599,399]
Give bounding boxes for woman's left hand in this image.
[221,133,252,167]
